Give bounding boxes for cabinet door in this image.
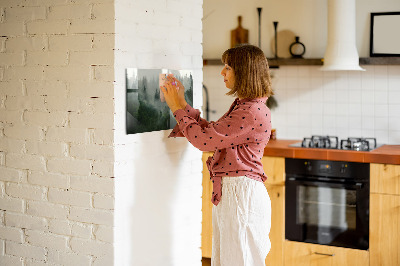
[202,152,213,258]
[370,163,400,196]
[262,156,285,185]
[370,193,400,266]
[284,241,369,266]
[264,184,284,266]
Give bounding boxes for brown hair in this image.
[221,44,273,99]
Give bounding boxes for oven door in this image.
[285,177,369,250]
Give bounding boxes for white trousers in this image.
[212,176,271,266]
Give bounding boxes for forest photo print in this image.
[126,68,194,134]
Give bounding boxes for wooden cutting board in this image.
[231,16,249,48]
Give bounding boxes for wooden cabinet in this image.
[370,163,400,266]
[201,152,213,258]
[284,241,369,266]
[264,184,284,266]
[370,163,400,195]
[201,154,286,265]
[261,156,285,266]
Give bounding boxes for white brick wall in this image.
[0,0,115,265]
[114,0,203,265]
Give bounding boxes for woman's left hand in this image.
[160,77,183,113]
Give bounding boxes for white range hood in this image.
[320,0,365,71]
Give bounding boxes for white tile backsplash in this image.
[203,64,400,145]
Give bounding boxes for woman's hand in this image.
[172,77,187,108]
[160,77,183,113]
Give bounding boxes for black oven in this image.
[285,158,369,250]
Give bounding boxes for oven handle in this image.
[286,177,364,189]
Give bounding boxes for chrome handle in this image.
[314,252,335,257]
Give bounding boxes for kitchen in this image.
[202,0,400,265]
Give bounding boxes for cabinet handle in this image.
[314,252,335,257]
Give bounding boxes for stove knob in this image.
[305,162,312,171]
[340,164,347,174]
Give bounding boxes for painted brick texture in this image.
[113,0,203,265]
[0,0,115,265]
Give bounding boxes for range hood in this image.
[320,0,365,71]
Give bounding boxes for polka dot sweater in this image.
[169,97,272,206]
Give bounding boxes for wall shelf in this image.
[203,57,400,67]
[359,57,400,65]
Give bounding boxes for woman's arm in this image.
[173,106,257,152]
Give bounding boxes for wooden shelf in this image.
[203,57,400,67]
[359,57,400,65]
[203,58,323,67]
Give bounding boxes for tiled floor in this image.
[202,257,211,266]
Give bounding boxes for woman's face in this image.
[220,64,235,89]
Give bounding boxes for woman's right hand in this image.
[168,76,187,108]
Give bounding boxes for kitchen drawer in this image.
[284,241,369,266]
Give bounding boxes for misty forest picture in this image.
[126,68,194,134]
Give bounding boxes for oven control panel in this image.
[286,158,369,180]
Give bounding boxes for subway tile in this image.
[336,90,349,103]
[362,104,375,117]
[388,65,400,76]
[336,115,349,129]
[374,65,388,77]
[388,131,400,144]
[348,103,362,116]
[388,76,400,91]
[374,130,389,144]
[362,90,375,104]
[388,117,400,131]
[361,128,375,138]
[298,67,311,78]
[374,117,389,130]
[348,90,362,103]
[375,104,389,117]
[336,103,349,116]
[374,77,388,91]
[374,90,388,104]
[388,104,400,117]
[284,66,298,77]
[286,77,298,89]
[349,128,362,137]
[388,91,400,104]
[348,116,362,129]
[362,116,375,130]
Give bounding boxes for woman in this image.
[161,44,273,266]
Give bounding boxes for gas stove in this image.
[289,135,381,151]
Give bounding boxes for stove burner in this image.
[301,135,339,149]
[340,137,377,151]
[294,136,378,151]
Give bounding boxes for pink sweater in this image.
[169,97,271,205]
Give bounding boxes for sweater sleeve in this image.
[168,104,211,138]
[172,106,257,152]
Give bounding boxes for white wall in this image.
[0,0,115,265]
[113,0,203,265]
[203,0,400,145]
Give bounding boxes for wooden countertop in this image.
[263,139,400,165]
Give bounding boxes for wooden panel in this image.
[284,241,369,266]
[370,163,400,195]
[370,193,400,266]
[265,185,285,266]
[261,156,285,185]
[201,152,213,258]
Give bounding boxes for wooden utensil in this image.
[231,16,249,48]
